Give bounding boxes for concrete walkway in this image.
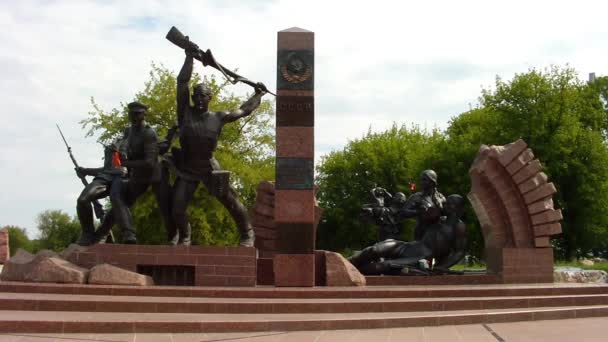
[0,317,606,341]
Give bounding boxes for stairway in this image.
[0,281,607,333]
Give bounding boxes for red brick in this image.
[254,226,278,240]
[534,237,551,247]
[135,254,157,265]
[225,276,256,287]
[518,172,548,194]
[96,253,125,265]
[253,202,274,218]
[136,245,183,254]
[527,198,554,215]
[214,266,256,277]
[255,190,275,207]
[497,139,528,166]
[257,180,275,193]
[251,213,276,229]
[513,159,543,184]
[506,148,534,174]
[196,275,227,286]
[256,238,279,251]
[524,182,557,204]
[277,126,314,158]
[188,246,227,256]
[533,222,562,236]
[196,255,256,267]
[153,254,196,266]
[531,209,562,225]
[225,246,256,256]
[195,265,216,275]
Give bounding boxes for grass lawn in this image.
[451,261,608,272]
[555,261,608,273]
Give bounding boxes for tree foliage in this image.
[316,125,445,252]
[2,225,33,256]
[317,66,608,259]
[79,63,275,245]
[35,210,81,252]
[459,67,608,259]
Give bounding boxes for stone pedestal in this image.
[67,244,256,287]
[496,247,555,283]
[273,254,315,287]
[0,229,9,264]
[273,27,316,287]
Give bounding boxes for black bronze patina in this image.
[400,170,447,240]
[73,138,126,245]
[361,187,407,241]
[349,194,467,275]
[166,32,267,246]
[89,102,173,245]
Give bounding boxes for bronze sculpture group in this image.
[71,27,267,247]
[351,170,467,275]
[66,26,468,276]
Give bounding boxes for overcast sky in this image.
[2,0,608,237]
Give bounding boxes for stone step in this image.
[1,281,607,299]
[0,305,607,333]
[1,292,607,314]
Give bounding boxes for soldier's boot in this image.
[177,223,191,246]
[121,220,137,245]
[238,224,255,247]
[114,204,137,245]
[347,244,380,268]
[76,203,96,246]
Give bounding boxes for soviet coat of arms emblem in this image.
[280,51,313,84]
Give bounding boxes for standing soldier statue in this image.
[92,101,172,244]
[166,29,267,246]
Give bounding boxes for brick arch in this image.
[469,139,562,279]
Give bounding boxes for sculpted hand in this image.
[75,167,87,178]
[255,82,268,94]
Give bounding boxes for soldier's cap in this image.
[127,101,148,113]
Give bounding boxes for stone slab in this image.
[273,254,315,287]
[89,263,154,286]
[276,158,314,189]
[276,97,314,127]
[324,251,365,287]
[276,222,316,254]
[275,189,316,223]
[276,126,314,158]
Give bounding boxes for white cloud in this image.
[1,0,608,236]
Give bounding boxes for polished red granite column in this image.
[273,27,316,286]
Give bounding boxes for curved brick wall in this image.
[469,139,562,279]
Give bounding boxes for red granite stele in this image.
[0,229,9,264]
[469,139,562,283]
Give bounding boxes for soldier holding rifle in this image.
[166,28,267,246]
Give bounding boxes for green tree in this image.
[446,66,608,259]
[2,225,33,255]
[35,210,81,252]
[79,63,275,245]
[316,124,445,252]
